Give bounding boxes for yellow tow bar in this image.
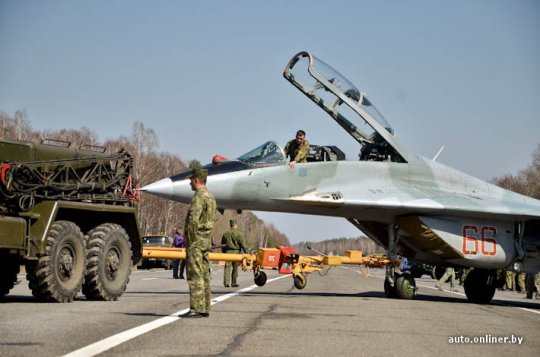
[142,246,399,289]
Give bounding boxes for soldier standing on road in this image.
[180,168,216,318]
[284,130,310,168]
[221,219,247,288]
[505,270,516,291]
[435,267,457,292]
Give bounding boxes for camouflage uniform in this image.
[185,186,216,315]
[435,267,456,290]
[505,270,515,291]
[221,222,247,287]
[284,139,310,163]
[460,268,472,286]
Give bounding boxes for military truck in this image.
[0,138,142,302]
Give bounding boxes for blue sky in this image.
[1,0,539,243]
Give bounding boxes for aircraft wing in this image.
[280,186,540,222]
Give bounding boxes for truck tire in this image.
[27,221,86,302]
[83,223,132,301]
[0,253,20,297]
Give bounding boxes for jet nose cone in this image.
[141,177,193,203]
[140,178,174,199]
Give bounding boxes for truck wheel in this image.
[27,221,86,302]
[83,223,132,301]
[0,253,20,297]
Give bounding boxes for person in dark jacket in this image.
[171,227,186,279]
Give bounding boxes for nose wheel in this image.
[395,273,416,299]
[383,224,417,299]
[385,272,417,299]
[384,274,398,298]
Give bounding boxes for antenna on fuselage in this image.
[432,145,445,162]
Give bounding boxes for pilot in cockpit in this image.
[283,130,310,168]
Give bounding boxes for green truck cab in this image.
[0,138,142,302]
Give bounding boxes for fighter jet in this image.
[142,51,540,303]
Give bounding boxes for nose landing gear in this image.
[384,224,417,300]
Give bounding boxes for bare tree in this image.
[492,143,540,199]
[0,110,35,141]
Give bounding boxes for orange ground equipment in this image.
[141,245,399,289]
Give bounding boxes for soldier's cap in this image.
[230,219,237,226]
[187,168,208,179]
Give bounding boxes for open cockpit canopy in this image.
[283,51,408,163]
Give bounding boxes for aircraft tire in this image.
[464,269,496,304]
[395,274,416,299]
[384,277,397,298]
[83,223,132,301]
[27,221,86,302]
[254,271,267,287]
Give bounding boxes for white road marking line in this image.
[63,275,288,357]
[141,278,158,281]
[416,284,466,297]
[517,307,540,314]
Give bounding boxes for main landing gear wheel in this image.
[384,276,397,298]
[293,274,307,290]
[464,269,496,304]
[27,221,86,302]
[254,271,267,287]
[395,273,416,299]
[83,223,132,301]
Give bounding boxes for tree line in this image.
[3,111,538,255]
[491,144,540,200]
[0,111,290,249]
[294,237,383,256]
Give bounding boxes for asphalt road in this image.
[1,266,539,357]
